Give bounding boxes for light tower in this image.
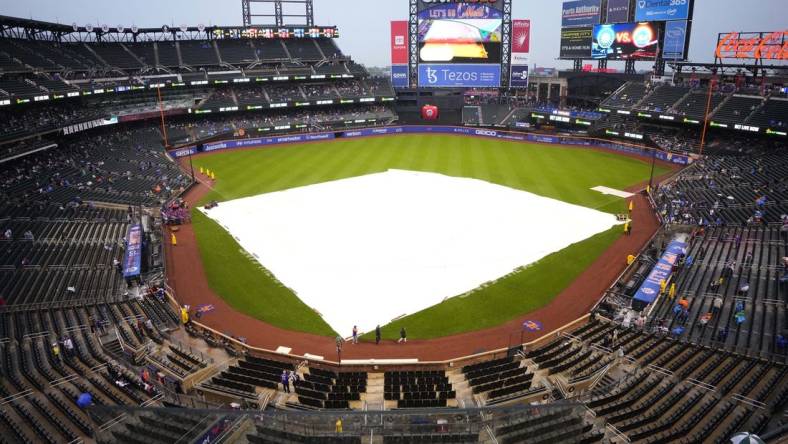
[241,0,314,26]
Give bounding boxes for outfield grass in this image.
[191,134,668,338]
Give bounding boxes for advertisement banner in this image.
[510,65,529,88]
[662,20,688,60]
[418,64,501,88]
[561,0,602,28]
[606,0,631,23]
[202,133,334,153]
[174,125,693,165]
[632,239,687,309]
[391,65,410,88]
[390,21,409,65]
[122,224,143,278]
[512,19,531,57]
[560,27,593,58]
[592,22,662,60]
[715,31,788,61]
[417,1,504,18]
[635,0,691,22]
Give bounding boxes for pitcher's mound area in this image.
[199,169,621,336]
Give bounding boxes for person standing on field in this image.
[352,326,358,344]
[398,327,407,343]
[375,325,381,345]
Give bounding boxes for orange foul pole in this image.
[157,86,169,148]
[698,77,715,156]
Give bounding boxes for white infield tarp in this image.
[200,170,622,336]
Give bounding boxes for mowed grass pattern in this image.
[191,135,667,338]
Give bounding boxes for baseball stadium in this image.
[0,0,786,442]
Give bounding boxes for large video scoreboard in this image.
[559,0,693,61]
[416,0,505,88]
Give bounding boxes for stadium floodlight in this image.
[242,0,314,27]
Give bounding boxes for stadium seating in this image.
[384,370,455,408]
[674,90,726,119]
[637,85,691,113]
[523,318,787,442]
[294,368,368,409]
[655,151,788,225]
[601,82,649,108]
[747,98,788,129]
[710,95,764,124]
[647,225,786,357]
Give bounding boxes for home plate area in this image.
[199,170,621,336]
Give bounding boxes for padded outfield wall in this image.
[168,125,692,167]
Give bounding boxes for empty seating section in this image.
[248,424,361,444]
[637,85,690,112]
[178,41,219,66]
[0,51,26,72]
[747,98,788,128]
[601,82,648,108]
[217,40,258,64]
[0,79,42,97]
[254,39,289,60]
[90,43,142,69]
[124,43,157,67]
[111,411,228,444]
[316,38,342,58]
[525,318,787,443]
[675,91,725,119]
[711,95,763,123]
[156,42,180,67]
[462,356,536,403]
[494,406,601,444]
[385,371,455,408]
[62,43,105,68]
[285,40,322,61]
[34,78,79,94]
[203,355,293,399]
[0,39,54,71]
[295,368,368,409]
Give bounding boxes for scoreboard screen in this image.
[212,27,339,39]
[591,22,662,60]
[416,0,504,88]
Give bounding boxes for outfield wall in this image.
[168,125,694,167]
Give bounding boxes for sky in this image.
[2,0,785,69]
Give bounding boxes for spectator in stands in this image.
[777,335,787,354]
[62,336,74,357]
[23,230,34,240]
[398,327,407,344]
[743,251,754,267]
[738,282,750,296]
[712,296,723,314]
[335,418,343,433]
[51,342,61,361]
[709,276,724,291]
[281,370,290,393]
[3,228,11,240]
